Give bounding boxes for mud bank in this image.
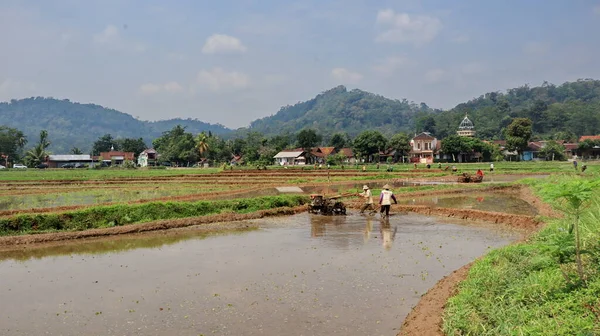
[0,206,306,247]
[397,185,549,335]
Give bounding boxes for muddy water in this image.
[398,193,538,216]
[0,213,518,336]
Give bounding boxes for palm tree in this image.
[196,132,209,157]
[71,147,83,154]
[25,144,48,167]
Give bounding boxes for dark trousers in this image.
[380,205,391,216]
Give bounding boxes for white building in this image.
[273,150,307,165]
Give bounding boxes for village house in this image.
[46,154,95,168]
[137,149,158,167]
[98,146,135,166]
[273,149,308,165]
[410,132,438,163]
[311,147,336,164]
[337,147,355,164]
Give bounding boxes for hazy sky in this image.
[1,0,599,128]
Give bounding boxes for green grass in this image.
[0,167,221,181]
[0,195,308,236]
[443,176,600,336]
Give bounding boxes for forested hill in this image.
[247,85,435,137]
[0,98,232,153]
[248,79,600,141]
[414,79,600,141]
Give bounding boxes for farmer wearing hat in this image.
[358,185,376,215]
[379,184,397,218]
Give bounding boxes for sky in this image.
[1,0,600,128]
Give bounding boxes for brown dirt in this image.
[0,205,307,247]
[397,263,473,336]
[397,185,549,335]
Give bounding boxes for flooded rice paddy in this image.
[0,213,519,336]
[398,193,538,216]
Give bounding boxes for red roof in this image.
[317,147,336,156]
[564,143,578,150]
[338,148,354,157]
[579,135,600,142]
[99,151,135,160]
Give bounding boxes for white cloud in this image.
[139,81,183,95]
[424,69,446,83]
[373,55,411,75]
[93,25,119,45]
[331,68,363,84]
[375,9,442,45]
[202,34,247,54]
[195,68,250,92]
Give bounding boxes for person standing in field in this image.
[490,163,494,172]
[573,160,578,171]
[379,184,397,219]
[358,185,376,215]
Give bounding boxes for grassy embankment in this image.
[0,195,308,236]
[443,175,600,335]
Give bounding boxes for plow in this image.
[457,172,483,183]
[308,193,353,215]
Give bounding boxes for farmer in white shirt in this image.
[379,184,397,218]
[358,185,376,215]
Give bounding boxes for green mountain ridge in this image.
[0,97,231,153]
[2,79,600,154]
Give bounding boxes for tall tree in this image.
[296,129,322,151]
[70,147,83,155]
[441,135,470,162]
[0,126,27,164]
[505,118,533,159]
[329,133,348,149]
[196,132,209,157]
[152,125,198,165]
[24,130,51,167]
[92,134,116,154]
[114,138,147,156]
[353,130,387,162]
[389,133,411,161]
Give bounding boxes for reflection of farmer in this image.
[380,222,397,250]
[358,185,376,215]
[379,184,397,218]
[363,218,373,243]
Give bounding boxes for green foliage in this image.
[152,125,198,164]
[92,134,116,154]
[24,130,50,167]
[539,140,567,161]
[0,98,231,154]
[70,147,83,154]
[296,129,322,151]
[444,177,600,335]
[0,126,27,163]
[388,132,411,160]
[440,135,470,161]
[115,137,146,156]
[0,195,308,235]
[505,118,533,157]
[353,130,387,161]
[329,132,348,149]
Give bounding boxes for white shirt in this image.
[361,189,373,204]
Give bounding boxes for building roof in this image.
[564,143,578,150]
[273,151,305,159]
[99,151,135,160]
[412,132,436,140]
[338,148,354,157]
[141,148,157,155]
[579,135,600,142]
[48,154,92,161]
[317,147,336,156]
[458,115,474,130]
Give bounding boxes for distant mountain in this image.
[247,85,435,137]
[0,97,232,153]
[247,80,600,141]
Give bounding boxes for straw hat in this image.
[383,184,390,189]
[363,185,369,190]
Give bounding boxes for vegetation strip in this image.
[0,195,308,237]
